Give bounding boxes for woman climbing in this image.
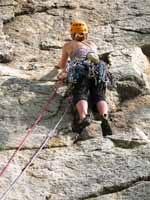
[56,20,112,136]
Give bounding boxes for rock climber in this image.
[56,20,112,136]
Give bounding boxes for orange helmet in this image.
[70,20,88,34]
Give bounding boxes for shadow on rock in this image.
[0,75,72,148]
[0,127,10,149]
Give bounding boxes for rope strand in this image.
[0,80,61,177]
[0,103,70,200]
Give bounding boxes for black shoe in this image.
[72,115,91,134]
[79,114,91,129]
[101,118,112,137]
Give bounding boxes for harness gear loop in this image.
[67,58,109,89]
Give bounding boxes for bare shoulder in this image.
[62,40,76,55]
[63,41,71,49]
[63,41,74,51]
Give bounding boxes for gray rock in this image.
[0,138,150,200]
[0,0,150,199]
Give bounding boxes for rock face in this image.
[0,0,150,199]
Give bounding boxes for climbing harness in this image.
[67,39,112,88]
[0,103,70,200]
[67,59,88,84]
[0,80,62,178]
[67,58,110,87]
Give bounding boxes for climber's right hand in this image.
[57,71,67,81]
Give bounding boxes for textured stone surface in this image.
[0,0,150,199]
[0,138,150,200]
[90,182,150,200]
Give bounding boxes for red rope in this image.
[0,81,61,177]
[0,103,70,200]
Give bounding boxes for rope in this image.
[0,103,70,200]
[0,80,61,177]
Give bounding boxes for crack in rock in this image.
[0,144,67,152]
[14,3,77,17]
[120,28,150,34]
[2,3,77,25]
[80,176,150,200]
[80,5,94,10]
[0,4,14,7]
[39,43,62,51]
[107,138,150,149]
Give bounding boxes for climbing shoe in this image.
[79,114,91,130]
[101,117,112,137]
[72,114,91,134]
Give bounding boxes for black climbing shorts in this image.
[72,77,106,106]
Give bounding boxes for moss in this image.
[0,144,4,151]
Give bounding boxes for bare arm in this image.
[56,44,69,70]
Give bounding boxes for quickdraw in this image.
[67,59,109,86]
